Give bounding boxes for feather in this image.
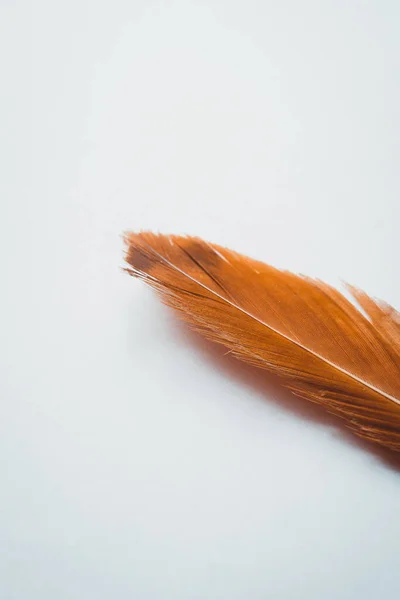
[124,232,400,452]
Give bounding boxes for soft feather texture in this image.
[124,232,400,452]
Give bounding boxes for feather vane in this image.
[124,232,400,452]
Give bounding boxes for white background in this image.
[1,1,400,598]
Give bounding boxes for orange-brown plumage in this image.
[124,232,400,452]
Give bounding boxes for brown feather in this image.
[124,232,400,452]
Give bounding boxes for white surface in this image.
[1,1,400,598]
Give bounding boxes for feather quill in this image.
[124,232,400,452]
